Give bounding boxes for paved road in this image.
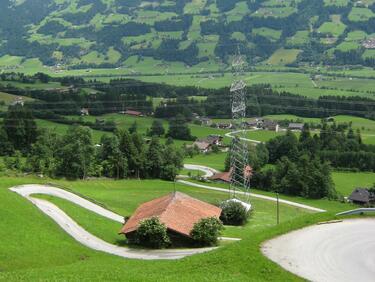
[10,185,216,260]
[178,180,325,213]
[225,129,262,144]
[262,218,375,282]
[183,164,218,178]
[180,165,325,213]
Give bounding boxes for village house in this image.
[288,123,304,131]
[262,119,279,132]
[349,188,375,206]
[199,117,212,126]
[120,110,143,117]
[119,192,222,244]
[217,123,232,129]
[243,119,259,129]
[209,171,231,183]
[11,96,24,106]
[80,108,89,116]
[192,135,223,153]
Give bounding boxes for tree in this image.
[131,217,170,249]
[190,217,223,246]
[57,126,94,179]
[146,136,164,178]
[149,120,165,137]
[116,129,138,177]
[0,128,13,156]
[160,144,183,180]
[99,135,127,179]
[219,201,249,226]
[26,129,60,177]
[167,114,195,141]
[129,121,137,134]
[3,104,37,152]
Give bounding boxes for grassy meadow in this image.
[0,176,340,281]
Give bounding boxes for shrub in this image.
[132,217,170,249]
[190,217,223,246]
[219,200,249,226]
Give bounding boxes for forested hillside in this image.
[2,0,375,70]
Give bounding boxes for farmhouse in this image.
[262,119,279,132]
[80,108,89,116]
[349,188,375,205]
[288,123,304,131]
[121,110,143,117]
[192,135,223,152]
[209,171,231,183]
[119,192,222,243]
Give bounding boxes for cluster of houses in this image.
[195,115,305,133]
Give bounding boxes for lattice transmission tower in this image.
[229,48,252,203]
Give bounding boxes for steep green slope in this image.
[1,0,375,71]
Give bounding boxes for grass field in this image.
[184,152,227,171]
[266,49,301,65]
[332,171,375,196]
[0,176,337,281]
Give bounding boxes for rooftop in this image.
[120,192,222,238]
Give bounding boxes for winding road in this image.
[262,218,375,282]
[8,164,326,260]
[10,185,216,260]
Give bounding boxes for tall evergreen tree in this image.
[3,104,37,152]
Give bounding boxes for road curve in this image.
[10,185,216,260]
[183,164,218,178]
[225,129,262,144]
[262,218,375,282]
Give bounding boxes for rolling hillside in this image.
[1,0,375,72]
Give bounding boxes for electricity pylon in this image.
[229,48,252,203]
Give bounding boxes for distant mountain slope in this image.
[1,0,375,69]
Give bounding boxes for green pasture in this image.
[332,171,375,196]
[0,176,334,281]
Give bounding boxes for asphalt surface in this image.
[262,218,375,282]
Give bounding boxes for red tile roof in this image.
[209,171,231,183]
[125,110,142,116]
[119,192,222,238]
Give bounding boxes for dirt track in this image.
[262,218,375,282]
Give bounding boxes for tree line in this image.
[0,104,184,180]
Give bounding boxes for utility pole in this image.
[276,192,280,225]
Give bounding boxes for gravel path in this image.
[10,185,216,260]
[262,218,375,282]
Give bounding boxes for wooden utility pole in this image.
[276,192,280,225]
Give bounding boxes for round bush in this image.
[219,200,249,226]
[190,217,223,246]
[133,217,170,249]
